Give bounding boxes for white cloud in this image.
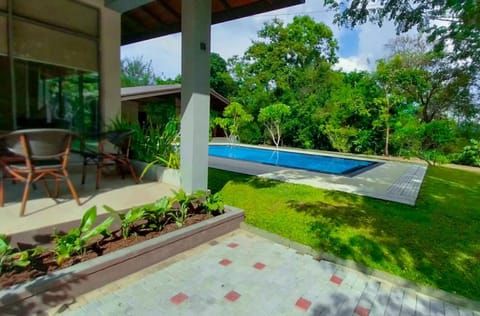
[334,57,370,72]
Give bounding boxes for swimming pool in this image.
[208,145,377,175]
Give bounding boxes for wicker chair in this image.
[81,130,139,190]
[0,129,81,216]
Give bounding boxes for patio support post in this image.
[180,0,211,193]
[100,7,121,130]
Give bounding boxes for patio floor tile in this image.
[57,229,480,316]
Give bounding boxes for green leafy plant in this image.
[104,205,145,239]
[140,151,180,180]
[0,235,42,273]
[203,192,225,215]
[53,206,114,265]
[213,102,253,143]
[107,115,179,165]
[454,139,480,167]
[141,197,172,231]
[167,189,204,227]
[167,189,190,227]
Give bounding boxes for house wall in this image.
[122,100,139,123]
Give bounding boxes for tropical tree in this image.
[231,16,339,148]
[258,103,291,150]
[210,52,237,97]
[121,56,157,87]
[213,102,252,143]
[155,74,181,85]
[384,36,474,123]
[320,72,378,153]
[373,56,407,156]
[392,114,457,165]
[324,0,480,73]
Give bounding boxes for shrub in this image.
[104,205,145,239]
[203,192,225,215]
[141,197,172,231]
[53,206,114,265]
[107,115,179,165]
[0,235,42,273]
[453,139,480,167]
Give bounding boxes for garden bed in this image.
[0,205,244,315]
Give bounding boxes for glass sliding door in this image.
[0,0,100,135]
[11,60,100,135]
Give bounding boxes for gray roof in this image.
[121,84,229,106]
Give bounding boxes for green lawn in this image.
[208,166,480,300]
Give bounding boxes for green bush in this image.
[107,115,179,165]
[453,139,480,166]
[53,206,114,265]
[0,235,42,273]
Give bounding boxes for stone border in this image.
[0,207,244,315]
[240,223,480,312]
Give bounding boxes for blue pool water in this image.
[208,145,376,175]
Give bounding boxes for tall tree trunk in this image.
[385,122,390,156]
[384,94,391,156]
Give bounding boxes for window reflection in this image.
[0,56,99,135]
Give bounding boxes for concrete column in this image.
[100,6,121,130]
[180,0,211,193]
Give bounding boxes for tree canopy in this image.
[323,0,480,73]
[122,16,480,167]
[121,56,157,87]
[258,103,291,149]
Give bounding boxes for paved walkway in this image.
[56,230,478,316]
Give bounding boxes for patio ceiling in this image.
[105,0,305,45]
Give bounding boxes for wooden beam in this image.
[219,0,231,9]
[105,0,154,13]
[158,0,180,19]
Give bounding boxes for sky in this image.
[121,1,408,79]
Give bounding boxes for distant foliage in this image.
[454,140,480,167]
[213,102,253,143]
[121,56,157,87]
[392,118,457,166]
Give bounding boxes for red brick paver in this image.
[253,262,266,270]
[227,242,239,248]
[295,297,312,311]
[330,275,343,285]
[219,259,232,266]
[355,306,370,316]
[170,292,188,305]
[225,290,241,302]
